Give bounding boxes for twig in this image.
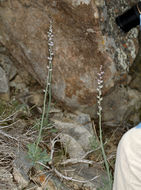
[0,110,19,123]
[81,149,97,159]
[97,154,116,165]
[81,141,107,160]
[0,120,21,129]
[50,133,61,163]
[53,167,99,183]
[50,139,59,162]
[60,153,115,167]
[42,173,52,189]
[0,130,18,141]
[61,158,95,165]
[36,161,51,171]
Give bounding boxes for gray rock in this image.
[102,87,141,126]
[0,53,17,81]
[65,112,93,134]
[0,66,9,93]
[52,112,94,158]
[60,133,85,158]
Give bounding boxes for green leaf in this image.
[27,143,50,165]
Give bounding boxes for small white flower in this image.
[48,42,54,46]
[48,57,52,60]
[97,65,104,116]
[99,85,103,89]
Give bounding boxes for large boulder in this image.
[0,0,140,126]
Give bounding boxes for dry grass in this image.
[0,107,37,171]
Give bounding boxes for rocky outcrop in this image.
[0,0,140,126]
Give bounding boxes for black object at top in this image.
[116,2,141,33]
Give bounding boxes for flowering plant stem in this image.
[35,20,54,153]
[45,20,53,125]
[97,65,112,190]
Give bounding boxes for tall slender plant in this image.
[27,20,54,165]
[36,19,54,149]
[97,65,112,190]
[45,20,54,124]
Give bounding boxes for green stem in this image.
[45,60,52,124]
[36,75,49,151]
[99,110,112,189]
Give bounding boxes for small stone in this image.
[13,167,29,190]
[71,112,93,134]
[60,133,85,158]
[0,66,10,100]
[0,66,9,93]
